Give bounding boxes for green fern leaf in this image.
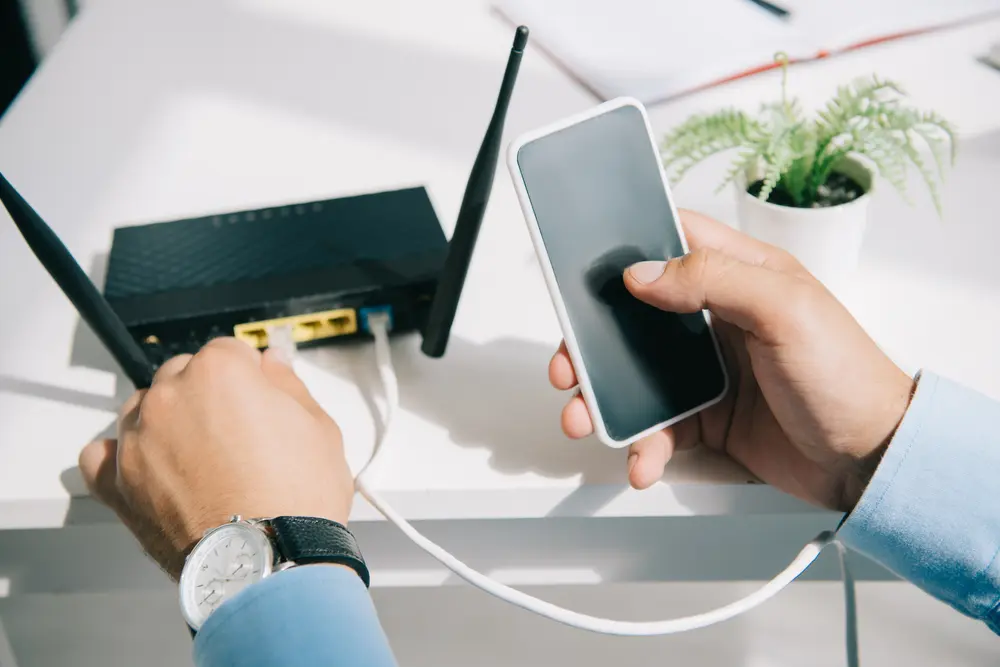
[914,111,958,174]
[758,162,780,201]
[660,109,763,183]
[856,128,912,204]
[660,67,953,214]
[900,129,943,216]
[716,148,761,193]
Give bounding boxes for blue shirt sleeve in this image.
[838,370,1000,634]
[193,565,398,667]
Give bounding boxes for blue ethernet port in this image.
[359,306,394,334]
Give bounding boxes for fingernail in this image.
[269,347,292,367]
[628,452,638,474]
[628,261,667,284]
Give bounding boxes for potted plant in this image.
[659,53,956,290]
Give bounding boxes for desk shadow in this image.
[68,252,128,378]
[313,331,769,519]
[377,334,624,485]
[307,334,631,519]
[0,375,119,413]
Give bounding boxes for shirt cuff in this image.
[194,565,397,667]
[838,370,1000,630]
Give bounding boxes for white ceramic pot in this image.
[735,156,874,292]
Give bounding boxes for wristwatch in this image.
[178,515,369,632]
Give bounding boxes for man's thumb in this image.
[623,249,800,336]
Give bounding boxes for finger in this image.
[79,439,146,558]
[627,417,700,490]
[624,247,804,338]
[79,438,124,508]
[178,337,263,388]
[260,348,331,422]
[560,393,593,439]
[195,336,262,369]
[677,209,806,275]
[117,388,147,435]
[150,353,193,385]
[549,341,578,390]
[627,430,673,490]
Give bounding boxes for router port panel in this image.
[233,308,357,348]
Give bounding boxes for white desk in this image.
[3,0,1000,531]
[1,2,1000,663]
[3,0,1000,532]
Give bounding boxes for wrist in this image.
[179,514,368,631]
[189,502,351,537]
[839,370,918,511]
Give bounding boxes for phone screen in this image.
[515,103,727,443]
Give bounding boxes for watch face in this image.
[179,522,273,629]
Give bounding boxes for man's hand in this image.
[79,338,354,579]
[550,210,915,512]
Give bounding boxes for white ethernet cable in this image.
[338,310,857,662]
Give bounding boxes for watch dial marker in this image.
[183,523,271,627]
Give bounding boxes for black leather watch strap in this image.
[269,516,370,588]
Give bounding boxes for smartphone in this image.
[507,97,728,448]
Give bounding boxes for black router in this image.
[0,26,528,388]
[101,186,448,366]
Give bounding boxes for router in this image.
[0,25,528,385]
[102,186,448,367]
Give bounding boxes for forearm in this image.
[194,565,398,667]
[838,371,1000,633]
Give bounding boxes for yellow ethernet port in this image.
[233,308,357,349]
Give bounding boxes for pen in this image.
[746,0,791,19]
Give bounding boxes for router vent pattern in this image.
[105,188,445,299]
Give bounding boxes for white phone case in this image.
[506,97,729,448]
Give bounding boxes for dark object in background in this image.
[748,172,865,208]
[745,0,791,19]
[0,0,37,117]
[104,187,449,368]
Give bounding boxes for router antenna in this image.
[0,171,155,388]
[420,25,528,358]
